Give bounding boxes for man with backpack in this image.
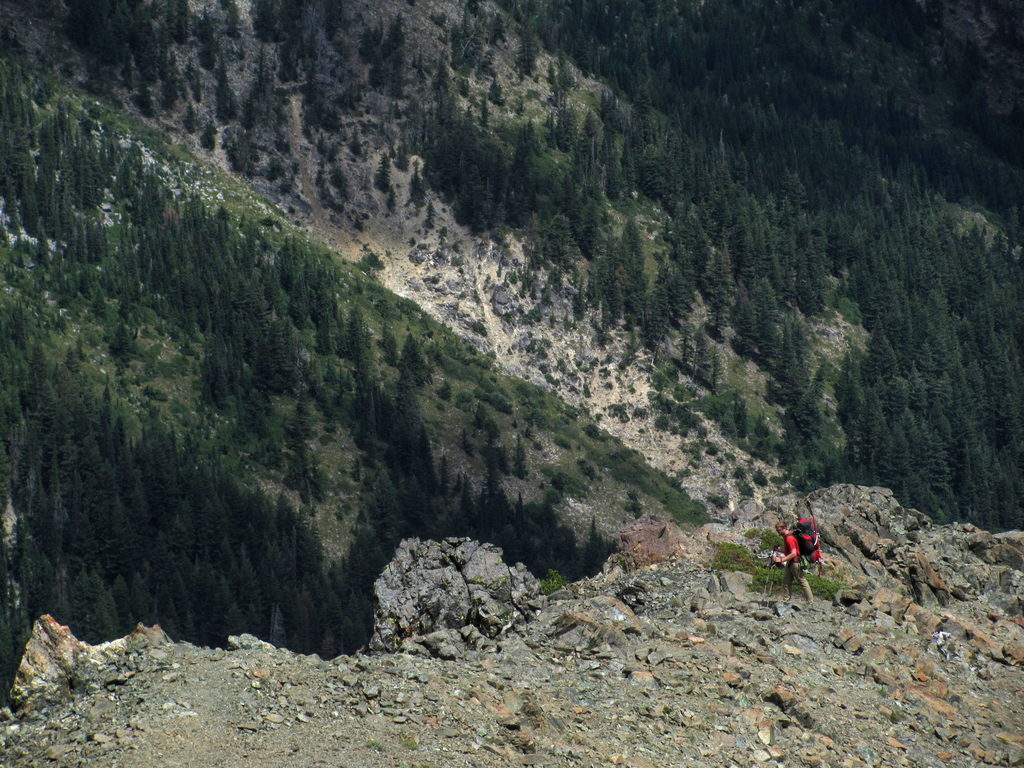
[774,522,814,603]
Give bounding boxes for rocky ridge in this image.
[368,538,544,655]
[4,485,1024,768]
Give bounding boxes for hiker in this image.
[774,522,814,603]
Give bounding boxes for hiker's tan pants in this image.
[783,560,814,602]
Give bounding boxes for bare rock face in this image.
[368,538,542,655]
[794,485,935,592]
[610,515,686,571]
[10,616,169,716]
[490,285,517,316]
[10,616,87,716]
[939,0,1024,114]
[800,486,1024,615]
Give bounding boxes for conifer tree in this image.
[374,154,392,194]
[215,59,238,122]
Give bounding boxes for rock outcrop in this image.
[9,616,88,716]
[368,538,543,655]
[10,615,169,716]
[701,484,1024,617]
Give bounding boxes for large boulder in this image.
[369,538,542,654]
[610,515,686,571]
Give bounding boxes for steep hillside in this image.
[4,0,1021,526]
[938,0,1024,114]
[4,486,1024,768]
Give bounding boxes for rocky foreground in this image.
[3,485,1024,768]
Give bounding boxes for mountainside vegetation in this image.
[0,0,1022,707]
[0,54,702,703]
[25,0,1021,528]
[417,0,1024,524]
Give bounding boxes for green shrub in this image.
[476,387,512,414]
[576,458,596,479]
[835,295,863,325]
[750,568,780,592]
[358,249,384,272]
[545,468,586,498]
[709,541,758,573]
[540,569,568,594]
[806,572,844,601]
[752,562,846,600]
[706,491,728,508]
[453,389,475,410]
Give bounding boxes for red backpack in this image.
[793,518,822,564]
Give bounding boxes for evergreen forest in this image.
[413,0,1024,525]
[0,55,700,701]
[40,0,1024,528]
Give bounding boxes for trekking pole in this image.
[759,550,778,604]
[761,558,770,602]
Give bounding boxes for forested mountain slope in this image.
[3,0,1021,525]
[0,0,1022,706]
[484,0,1024,524]
[0,55,699,702]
